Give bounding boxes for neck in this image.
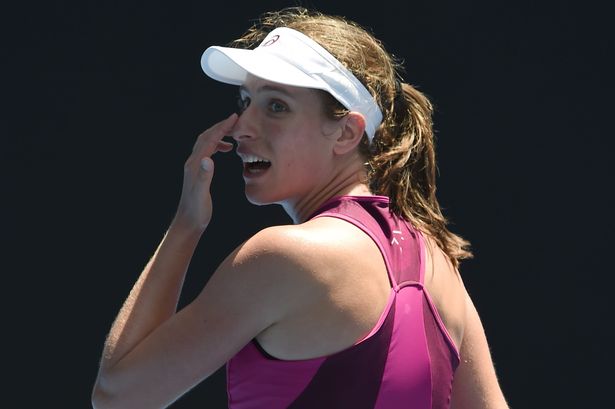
[282,162,372,224]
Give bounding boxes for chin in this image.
[245,196,268,206]
[244,188,276,206]
[244,185,289,208]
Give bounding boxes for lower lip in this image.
[243,166,270,179]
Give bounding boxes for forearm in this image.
[98,222,203,371]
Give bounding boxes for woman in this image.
[92,7,509,409]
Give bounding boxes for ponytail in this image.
[366,81,473,269]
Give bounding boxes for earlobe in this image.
[333,112,366,155]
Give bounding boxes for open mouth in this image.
[244,160,272,173]
[239,152,272,175]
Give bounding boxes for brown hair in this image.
[230,7,473,268]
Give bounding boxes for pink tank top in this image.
[226,195,460,408]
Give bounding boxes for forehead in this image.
[241,75,320,100]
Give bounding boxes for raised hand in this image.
[172,113,238,233]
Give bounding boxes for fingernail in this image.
[201,158,212,172]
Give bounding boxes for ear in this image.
[333,112,366,155]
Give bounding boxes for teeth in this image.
[240,153,271,164]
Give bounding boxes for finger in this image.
[216,140,234,153]
[193,113,238,156]
[193,138,234,154]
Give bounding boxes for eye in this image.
[269,100,288,113]
[237,95,251,114]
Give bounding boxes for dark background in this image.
[3,0,612,408]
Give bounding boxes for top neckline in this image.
[306,195,390,221]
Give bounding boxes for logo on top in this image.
[262,35,280,47]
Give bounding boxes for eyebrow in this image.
[239,84,295,98]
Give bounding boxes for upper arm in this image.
[450,291,509,409]
[96,227,311,409]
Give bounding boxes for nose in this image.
[229,105,256,143]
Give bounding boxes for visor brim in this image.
[201,46,325,90]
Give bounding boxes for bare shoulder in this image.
[199,220,358,323]
[228,222,341,280]
[232,216,390,313]
[238,218,391,359]
[239,217,377,272]
[234,222,327,261]
[199,223,331,321]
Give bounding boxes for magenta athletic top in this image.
[226,195,460,408]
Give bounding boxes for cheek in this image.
[261,120,284,137]
[320,119,342,138]
[268,119,330,174]
[283,141,327,178]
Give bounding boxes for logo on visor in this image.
[262,35,280,47]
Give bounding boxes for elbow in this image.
[91,385,110,409]
[91,377,123,409]
[92,375,164,409]
[91,381,119,409]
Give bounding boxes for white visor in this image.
[201,27,383,143]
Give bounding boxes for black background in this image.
[3,1,612,408]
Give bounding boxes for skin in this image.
[91,75,508,409]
